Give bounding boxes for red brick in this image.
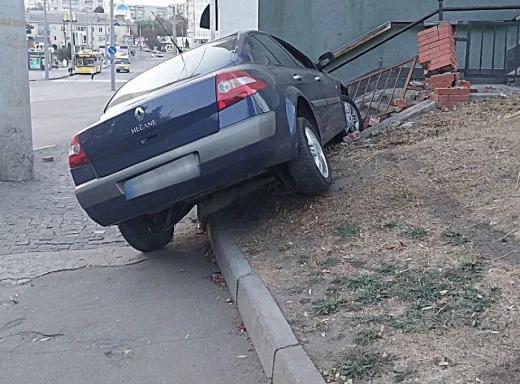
[449,94,470,102]
[396,106,408,113]
[419,35,441,47]
[419,55,430,64]
[432,81,454,89]
[431,54,455,65]
[432,94,450,102]
[418,27,437,38]
[470,88,479,93]
[392,98,407,107]
[438,22,454,32]
[438,30,455,40]
[457,80,471,88]
[430,72,458,84]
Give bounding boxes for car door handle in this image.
[314,76,321,81]
[293,75,302,81]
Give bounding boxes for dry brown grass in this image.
[228,96,520,383]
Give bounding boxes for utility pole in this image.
[110,0,115,91]
[85,7,88,48]
[0,0,34,181]
[209,0,216,41]
[69,0,74,68]
[43,0,50,79]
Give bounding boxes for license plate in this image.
[124,154,200,200]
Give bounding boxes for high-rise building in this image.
[28,0,103,12]
[186,0,209,42]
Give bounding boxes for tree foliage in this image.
[93,6,105,13]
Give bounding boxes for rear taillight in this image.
[68,135,90,169]
[216,71,267,111]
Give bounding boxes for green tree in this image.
[26,23,35,34]
[93,6,104,13]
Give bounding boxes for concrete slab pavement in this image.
[0,236,267,384]
[28,68,69,81]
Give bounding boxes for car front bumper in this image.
[75,111,279,226]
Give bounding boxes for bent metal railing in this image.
[345,56,417,123]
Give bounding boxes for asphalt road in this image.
[30,55,169,149]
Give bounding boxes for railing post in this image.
[438,0,444,21]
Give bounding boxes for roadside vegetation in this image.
[233,96,520,383]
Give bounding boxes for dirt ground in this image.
[226,96,520,384]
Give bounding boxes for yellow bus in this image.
[75,50,103,75]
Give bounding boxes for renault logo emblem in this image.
[134,107,145,122]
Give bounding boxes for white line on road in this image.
[53,79,127,83]
[31,95,110,102]
[33,144,57,151]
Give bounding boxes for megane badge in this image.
[134,107,145,122]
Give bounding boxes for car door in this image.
[249,34,330,140]
[275,39,346,141]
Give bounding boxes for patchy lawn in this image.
[226,96,520,383]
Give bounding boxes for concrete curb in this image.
[207,214,326,384]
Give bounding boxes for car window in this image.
[275,38,316,70]
[244,36,279,65]
[106,36,238,111]
[252,34,303,68]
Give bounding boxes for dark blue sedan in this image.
[69,31,362,252]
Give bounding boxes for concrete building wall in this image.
[257,0,519,81]
[219,0,258,37]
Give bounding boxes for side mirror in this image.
[317,52,334,70]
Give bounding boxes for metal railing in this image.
[345,57,418,122]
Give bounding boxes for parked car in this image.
[151,50,164,58]
[69,31,362,252]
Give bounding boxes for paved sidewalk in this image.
[28,68,69,81]
[0,146,194,256]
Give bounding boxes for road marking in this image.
[53,79,127,83]
[31,95,110,102]
[33,144,57,151]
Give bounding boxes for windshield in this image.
[77,57,95,66]
[106,36,238,111]
[116,59,130,64]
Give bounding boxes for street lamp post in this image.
[209,0,216,41]
[43,0,49,79]
[110,0,115,91]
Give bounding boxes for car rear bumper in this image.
[75,111,280,226]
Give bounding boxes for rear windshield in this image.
[106,36,238,111]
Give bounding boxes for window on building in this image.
[99,27,103,32]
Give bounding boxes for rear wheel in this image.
[287,117,332,196]
[118,212,174,252]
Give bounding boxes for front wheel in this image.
[118,212,174,252]
[332,95,363,143]
[287,117,332,196]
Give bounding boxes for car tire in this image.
[287,116,332,196]
[332,95,363,143]
[118,213,174,253]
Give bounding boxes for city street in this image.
[0,54,267,383]
[30,54,168,148]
